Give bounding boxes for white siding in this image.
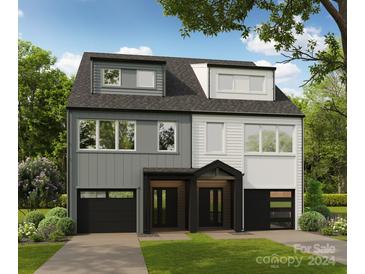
[192,114,303,230]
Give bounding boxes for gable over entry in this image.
[143,160,243,234]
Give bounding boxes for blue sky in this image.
[18,0,339,96]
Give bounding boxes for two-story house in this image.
[67,52,304,234]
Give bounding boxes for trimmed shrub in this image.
[46,207,67,218]
[304,179,323,209]
[24,210,45,228]
[312,205,331,218]
[322,194,347,207]
[49,230,65,242]
[30,231,44,242]
[38,216,60,239]
[57,217,75,236]
[58,194,67,208]
[299,211,326,231]
[320,226,335,236]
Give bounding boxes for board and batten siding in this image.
[192,114,303,230]
[93,61,165,96]
[68,110,191,233]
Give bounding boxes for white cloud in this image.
[241,25,326,56]
[255,60,300,84]
[116,46,153,55]
[55,52,82,76]
[281,87,303,97]
[18,9,24,17]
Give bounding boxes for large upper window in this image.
[79,120,96,149]
[78,119,136,151]
[218,74,265,93]
[102,69,121,86]
[118,120,136,150]
[206,122,224,153]
[245,124,294,154]
[137,70,155,88]
[99,120,115,150]
[158,121,176,152]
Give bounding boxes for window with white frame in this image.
[118,120,136,150]
[99,120,115,150]
[158,121,176,152]
[245,124,294,153]
[79,120,96,149]
[206,122,224,153]
[102,69,121,86]
[137,70,155,88]
[218,74,265,93]
[78,119,136,151]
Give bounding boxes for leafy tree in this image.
[291,72,346,193]
[18,40,73,176]
[159,0,346,84]
[18,157,64,209]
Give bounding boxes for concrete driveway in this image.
[35,233,148,274]
[206,230,347,265]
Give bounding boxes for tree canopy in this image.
[290,72,346,193]
[159,0,346,84]
[18,40,73,176]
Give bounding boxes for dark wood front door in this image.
[152,188,178,227]
[199,188,223,227]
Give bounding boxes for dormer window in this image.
[102,69,121,86]
[137,70,155,88]
[217,74,264,94]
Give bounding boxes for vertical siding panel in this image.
[89,154,97,187]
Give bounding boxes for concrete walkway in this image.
[35,233,148,274]
[138,231,190,241]
[205,230,347,265]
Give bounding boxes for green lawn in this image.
[333,235,347,241]
[18,243,64,274]
[140,233,346,274]
[18,209,50,223]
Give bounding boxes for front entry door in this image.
[199,188,223,227]
[152,188,178,227]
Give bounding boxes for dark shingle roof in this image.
[67,52,303,117]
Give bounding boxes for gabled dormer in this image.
[91,57,166,96]
[191,63,276,101]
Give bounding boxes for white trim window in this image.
[79,120,96,149]
[217,73,265,93]
[78,119,136,151]
[245,124,294,154]
[158,121,176,152]
[137,70,155,88]
[118,120,136,150]
[102,68,121,86]
[99,120,116,150]
[206,122,225,154]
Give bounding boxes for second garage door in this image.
[77,189,136,233]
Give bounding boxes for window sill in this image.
[244,153,296,157]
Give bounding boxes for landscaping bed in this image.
[140,233,346,274]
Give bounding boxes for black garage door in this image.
[244,190,295,231]
[77,190,136,233]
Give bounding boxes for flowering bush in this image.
[331,217,347,235]
[18,222,37,241]
[320,217,347,236]
[18,157,64,208]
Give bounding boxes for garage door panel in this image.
[77,189,136,233]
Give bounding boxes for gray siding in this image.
[68,110,191,233]
[93,61,164,96]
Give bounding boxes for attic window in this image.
[217,74,265,93]
[137,70,155,88]
[102,69,121,86]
